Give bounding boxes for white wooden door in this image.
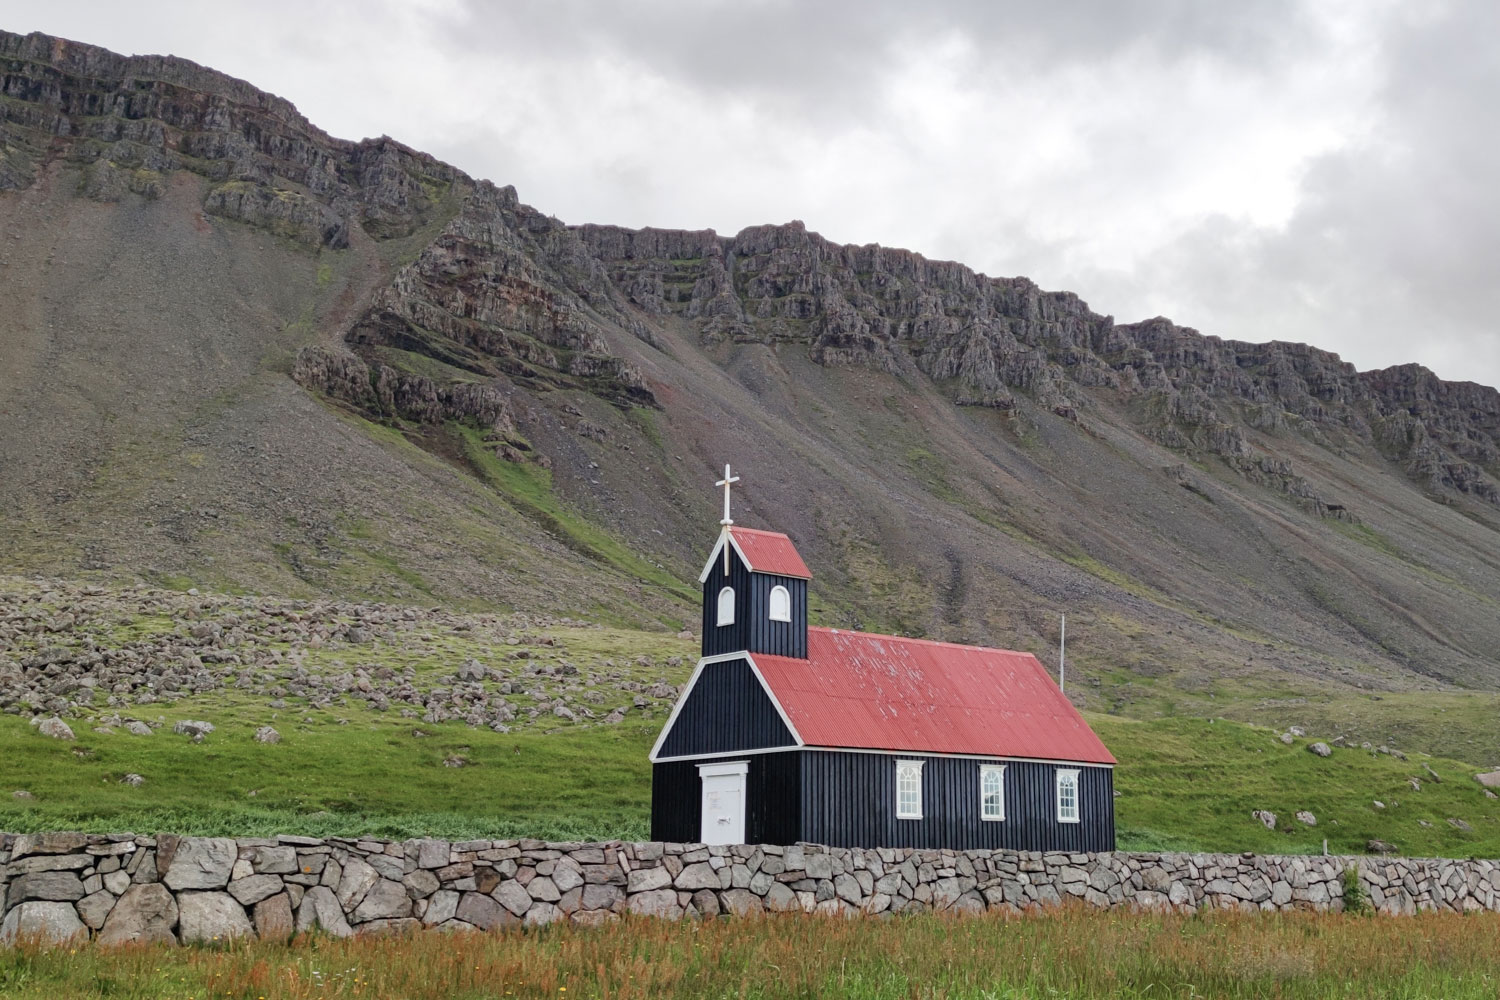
[698,761,748,845]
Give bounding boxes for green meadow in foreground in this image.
[3,908,1499,999]
[3,706,1497,857]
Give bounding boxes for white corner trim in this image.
[696,530,754,583]
[743,653,805,749]
[647,656,710,762]
[697,760,749,778]
[647,653,805,763]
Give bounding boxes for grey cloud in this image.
[445,0,1319,121]
[1100,1,1500,383]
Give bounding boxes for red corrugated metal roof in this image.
[728,526,812,580]
[754,627,1116,764]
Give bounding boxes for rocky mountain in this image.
[4,28,1500,729]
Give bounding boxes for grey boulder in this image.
[162,838,238,890]
[38,717,75,740]
[6,871,85,907]
[97,884,178,946]
[295,885,353,938]
[627,888,683,920]
[77,889,117,929]
[0,901,86,944]
[178,891,253,943]
[350,880,411,924]
[172,720,215,737]
[227,874,285,906]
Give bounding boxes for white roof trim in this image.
[800,745,1115,768]
[648,652,805,763]
[652,746,1112,767]
[648,654,722,762]
[744,653,804,749]
[650,746,802,763]
[696,530,753,583]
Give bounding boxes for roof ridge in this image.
[807,625,1031,659]
[728,525,792,537]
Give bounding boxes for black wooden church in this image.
[649,466,1117,851]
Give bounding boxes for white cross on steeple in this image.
[716,464,740,526]
[715,464,740,574]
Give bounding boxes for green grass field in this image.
[5,703,1498,857]
[3,908,1499,999]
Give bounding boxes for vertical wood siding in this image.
[701,553,752,657]
[701,556,807,658]
[651,759,700,842]
[799,751,1114,851]
[656,658,796,758]
[651,752,801,843]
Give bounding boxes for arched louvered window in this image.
[769,585,791,623]
[716,586,735,626]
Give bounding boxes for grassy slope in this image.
[451,422,698,612]
[1097,716,1499,857]
[5,690,1498,858]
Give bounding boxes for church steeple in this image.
[697,466,810,659]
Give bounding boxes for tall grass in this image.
[2,907,1497,999]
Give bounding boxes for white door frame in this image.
[697,760,749,845]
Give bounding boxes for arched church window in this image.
[717,586,735,626]
[769,585,792,622]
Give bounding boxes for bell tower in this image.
[697,465,810,659]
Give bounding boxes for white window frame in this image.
[979,764,1006,822]
[1056,768,1080,824]
[716,586,735,626]
[896,759,924,820]
[768,584,792,623]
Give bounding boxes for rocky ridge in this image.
[0,29,462,244]
[0,28,656,413]
[577,222,1500,507]
[6,27,1493,508]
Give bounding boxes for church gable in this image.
[651,657,799,760]
[696,466,811,659]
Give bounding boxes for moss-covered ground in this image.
[6,688,1499,857]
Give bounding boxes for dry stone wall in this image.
[4,832,1499,945]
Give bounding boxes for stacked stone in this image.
[1360,856,1500,915]
[6,834,1500,946]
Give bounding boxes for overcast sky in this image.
[12,0,1499,388]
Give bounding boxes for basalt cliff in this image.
[4,28,1500,721]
